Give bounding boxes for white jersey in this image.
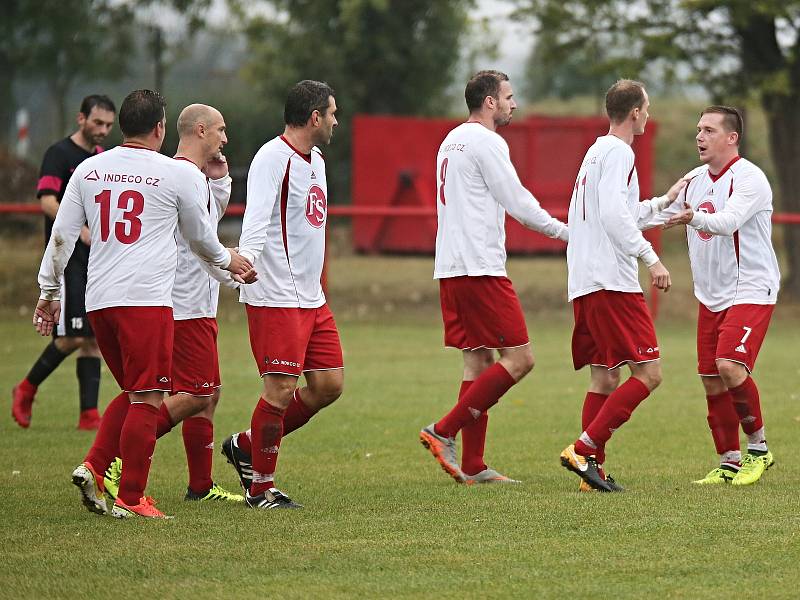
[433,122,568,279]
[567,135,666,302]
[38,145,231,311]
[660,157,779,311]
[239,135,327,308]
[173,168,239,320]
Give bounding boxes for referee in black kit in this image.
[12,95,116,430]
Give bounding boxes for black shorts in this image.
[55,247,93,338]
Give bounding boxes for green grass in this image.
[1,305,799,599]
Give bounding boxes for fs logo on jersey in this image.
[696,200,716,241]
[305,184,327,228]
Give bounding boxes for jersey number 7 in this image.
[94,189,144,244]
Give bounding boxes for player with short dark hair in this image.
[419,71,568,485]
[34,89,254,519]
[662,106,779,486]
[464,70,509,112]
[101,104,245,504]
[283,80,335,127]
[559,79,687,492]
[220,80,343,510]
[12,94,116,430]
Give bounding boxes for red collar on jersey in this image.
[121,142,157,152]
[280,135,312,164]
[174,155,200,169]
[708,155,740,182]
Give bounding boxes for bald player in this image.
[103,104,246,503]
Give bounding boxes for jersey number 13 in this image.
[94,189,144,244]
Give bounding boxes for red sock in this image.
[435,364,515,439]
[458,381,488,476]
[582,392,608,430]
[238,429,252,455]
[283,389,318,436]
[182,417,214,494]
[84,392,129,472]
[19,378,37,396]
[156,403,174,438]
[706,391,740,454]
[581,392,608,463]
[729,376,763,435]
[250,398,286,496]
[118,403,159,506]
[578,377,650,453]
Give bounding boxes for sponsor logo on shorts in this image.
[268,357,302,369]
[735,344,747,353]
[637,346,659,355]
[158,376,170,383]
[468,407,482,419]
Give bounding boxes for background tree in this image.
[515,0,800,296]
[230,0,474,201]
[5,0,135,136]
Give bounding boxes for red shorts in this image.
[439,276,529,350]
[172,318,220,396]
[246,304,343,377]
[697,303,774,375]
[572,290,660,370]
[88,306,173,393]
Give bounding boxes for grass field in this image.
[1,279,799,598]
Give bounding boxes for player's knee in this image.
[81,337,100,353]
[642,369,663,391]
[508,349,534,379]
[314,378,344,408]
[633,363,662,391]
[55,337,81,353]
[716,360,746,387]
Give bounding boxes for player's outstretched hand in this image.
[33,299,61,336]
[648,261,671,292]
[225,248,254,276]
[233,268,258,285]
[665,176,690,202]
[204,153,229,180]
[664,202,694,229]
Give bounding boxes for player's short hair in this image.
[605,80,647,124]
[284,80,335,127]
[79,95,116,116]
[465,70,509,112]
[118,90,167,138]
[701,105,743,144]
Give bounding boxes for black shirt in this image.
[37,136,102,260]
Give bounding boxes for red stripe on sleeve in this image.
[37,175,63,193]
[280,161,291,260]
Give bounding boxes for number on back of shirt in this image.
[438,158,448,205]
[571,170,587,220]
[94,189,144,244]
